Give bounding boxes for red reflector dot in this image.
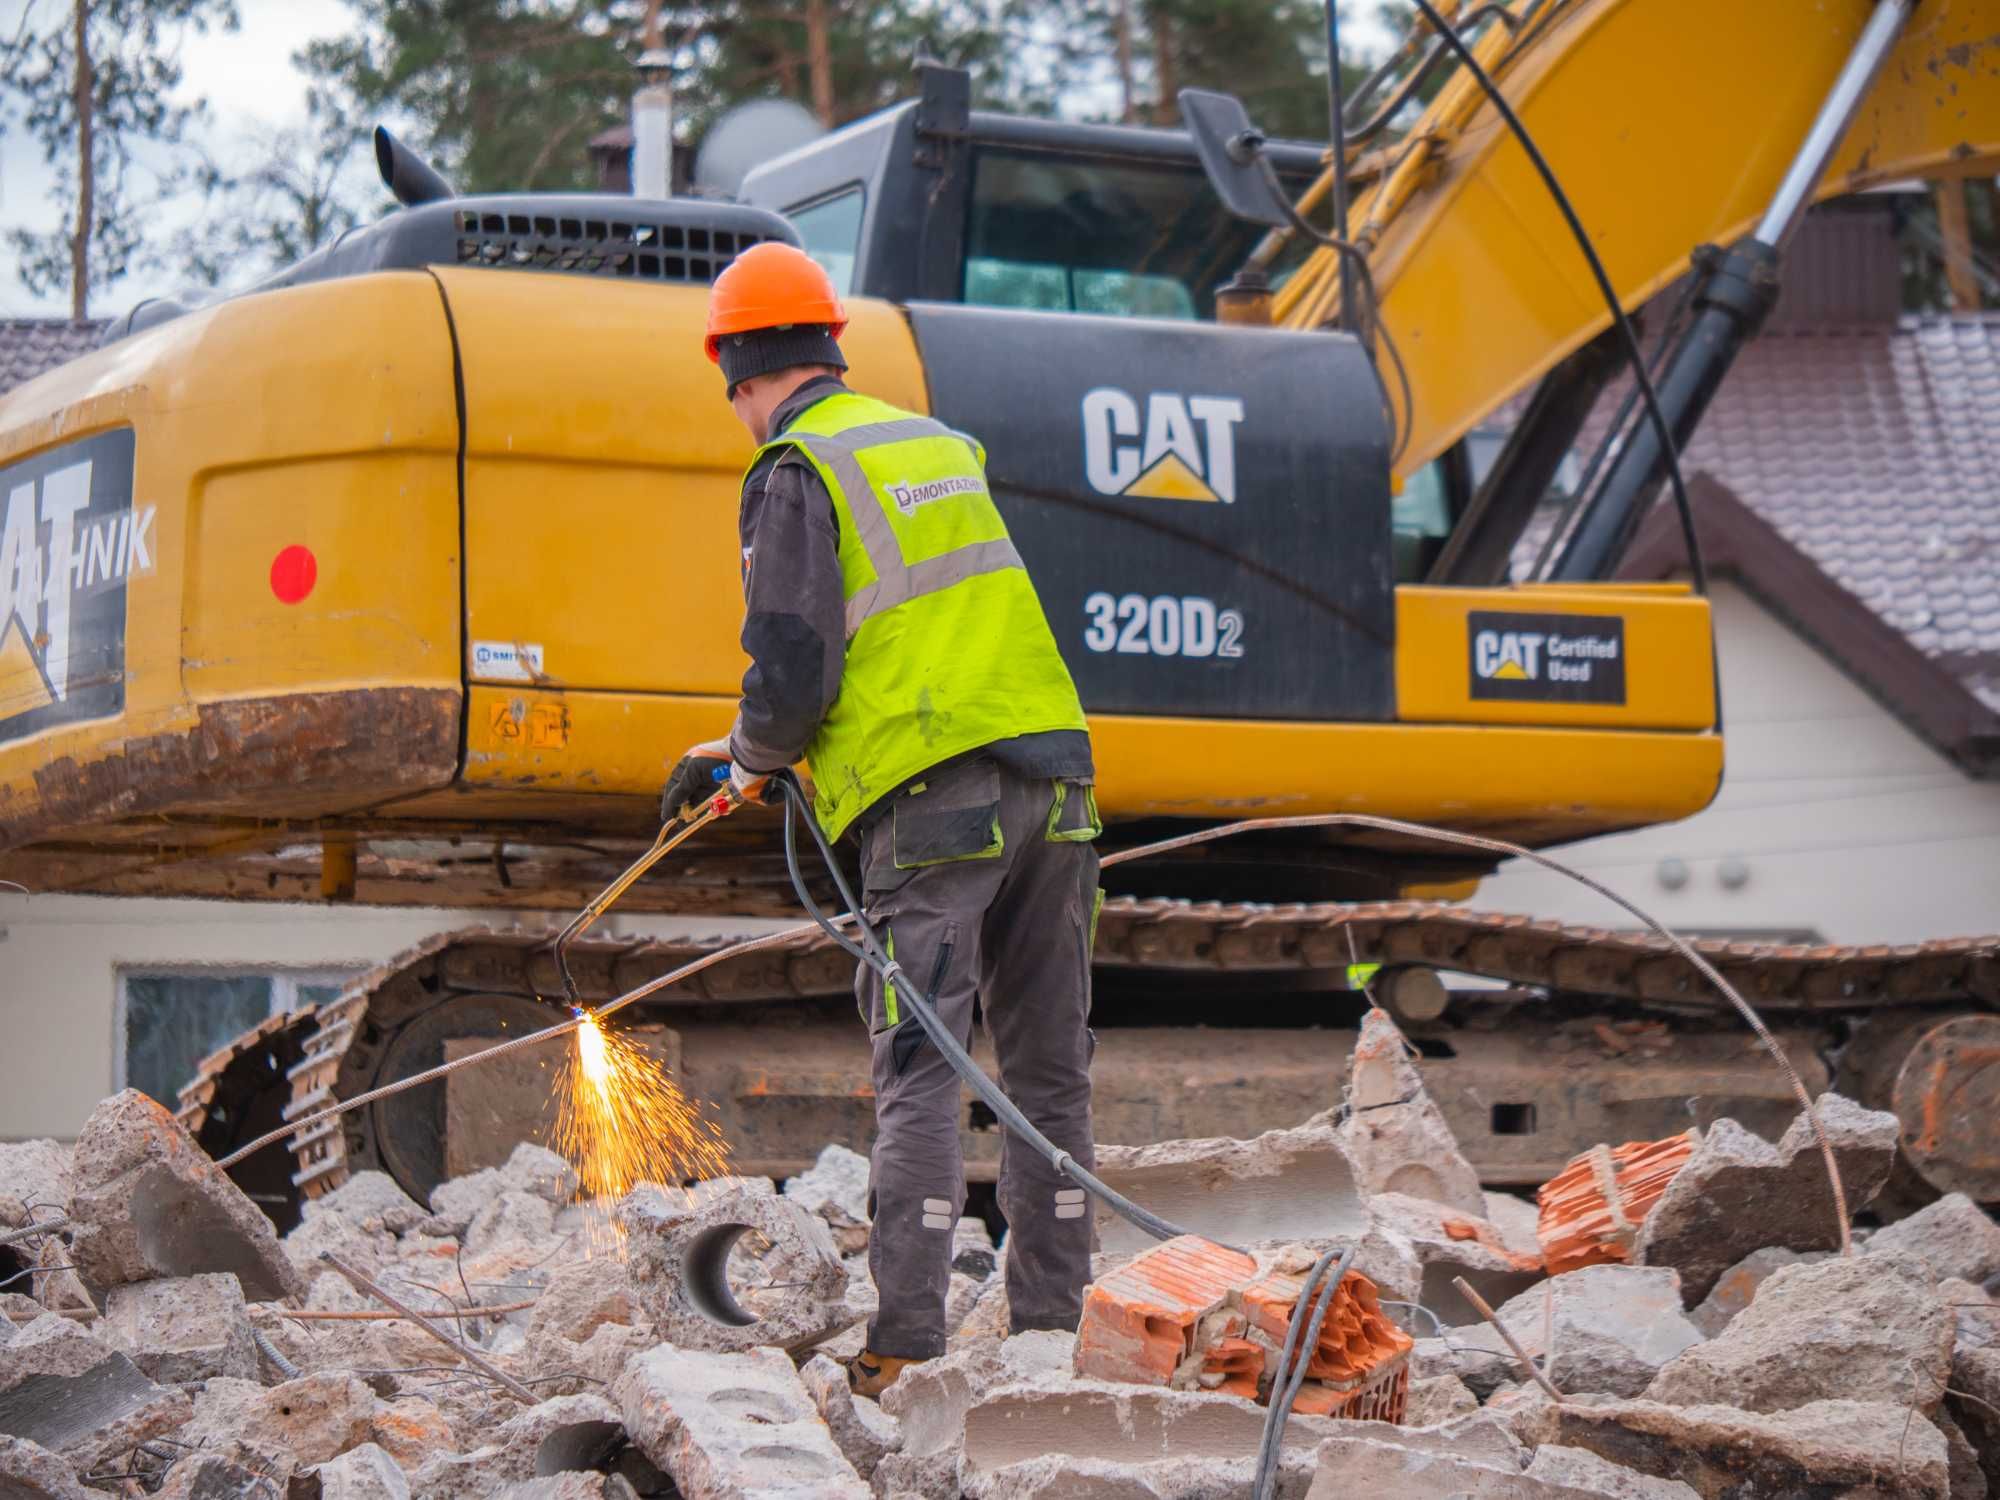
[270,545,318,605]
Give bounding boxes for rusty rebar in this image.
[1453,1276,1565,1404]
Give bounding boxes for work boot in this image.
[847,1349,925,1398]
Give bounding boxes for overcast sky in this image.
[2,0,1396,319]
[0,0,359,316]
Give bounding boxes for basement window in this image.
[119,968,364,1110]
[1491,1102,1538,1136]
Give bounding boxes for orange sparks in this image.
[554,1010,730,1241]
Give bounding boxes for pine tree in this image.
[0,0,241,316]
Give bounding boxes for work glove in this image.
[661,738,770,822]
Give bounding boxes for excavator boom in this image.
[1277,0,2000,476]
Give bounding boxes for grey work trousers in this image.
[855,756,1100,1359]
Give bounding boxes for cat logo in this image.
[1475,631,1545,681]
[1468,610,1627,705]
[1082,388,1245,504]
[1,430,146,744]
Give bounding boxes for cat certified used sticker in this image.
[1468,611,1626,705]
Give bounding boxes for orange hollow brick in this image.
[1199,1335,1267,1400]
[1074,1236,1260,1387]
[1240,1267,1414,1402]
[1288,1362,1410,1424]
[1536,1131,1697,1276]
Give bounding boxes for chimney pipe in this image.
[632,49,674,198]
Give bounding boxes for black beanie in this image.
[718,324,848,396]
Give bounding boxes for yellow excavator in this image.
[1,0,1994,1222]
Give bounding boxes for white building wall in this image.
[1476,583,2000,942]
[0,893,763,1141]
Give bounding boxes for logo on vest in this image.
[1081,387,1245,504]
[888,474,986,516]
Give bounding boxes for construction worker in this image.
[661,243,1102,1397]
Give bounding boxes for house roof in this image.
[0,318,109,399]
[1609,313,2000,774]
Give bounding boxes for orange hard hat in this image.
[704,243,848,363]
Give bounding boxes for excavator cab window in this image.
[738,74,1324,319]
[960,148,1263,321]
[792,186,865,294]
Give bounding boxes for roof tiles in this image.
[1517,313,2000,719]
[0,318,108,399]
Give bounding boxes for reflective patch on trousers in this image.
[922,1196,955,1230]
[1055,1187,1088,1220]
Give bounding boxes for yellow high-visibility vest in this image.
[749,390,1088,839]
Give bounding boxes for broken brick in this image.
[1241,1266,1413,1422]
[1072,1236,1258,1388]
[1538,1133,1696,1277]
[1197,1334,1265,1400]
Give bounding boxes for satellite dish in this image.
[696,99,826,197]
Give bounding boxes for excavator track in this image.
[178,899,1999,1227]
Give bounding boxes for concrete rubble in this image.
[802,1351,901,1479]
[1538,1397,1952,1499]
[1647,1250,1956,1415]
[1862,1190,2000,1285]
[784,1142,873,1255]
[314,1441,414,1500]
[0,1433,94,1500]
[1336,1005,1487,1217]
[1450,1265,1703,1399]
[1630,1093,1900,1305]
[0,1141,73,1236]
[1682,1245,1827,1337]
[67,1089,304,1302]
[620,1179,852,1353]
[0,1310,192,1471]
[1,1011,1996,1500]
[614,1343,868,1498]
[100,1271,260,1384]
[1089,1117,1368,1256]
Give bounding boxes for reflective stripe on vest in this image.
[781,416,1027,639]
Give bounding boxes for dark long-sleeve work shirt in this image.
[726,376,1092,806]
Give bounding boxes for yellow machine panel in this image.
[0,275,463,853]
[444,270,930,702]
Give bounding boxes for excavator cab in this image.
[738,65,1326,320]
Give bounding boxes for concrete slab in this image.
[101,1272,259,1384]
[67,1088,303,1302]
[1090,1121,1366,1257]
[614,1343,867,1499]
[0,1312,190,1473]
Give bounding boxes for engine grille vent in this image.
[453,210,778,281]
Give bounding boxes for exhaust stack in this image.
[374,126,456,206]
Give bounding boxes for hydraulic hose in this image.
[771,771,1214,1248]
[1252,1244,1356,1500]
